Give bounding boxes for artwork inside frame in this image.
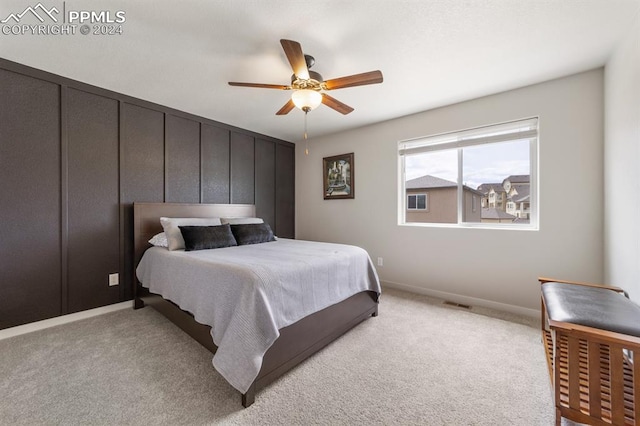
[323,153,354,199]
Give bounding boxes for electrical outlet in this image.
[108,273,119,286]
[377,257,383,267]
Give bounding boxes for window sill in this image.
[397,222,539,231]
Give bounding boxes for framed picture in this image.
[323,153,354,199]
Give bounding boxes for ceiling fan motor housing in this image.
[291,70,324,90]
[304,54,315,69]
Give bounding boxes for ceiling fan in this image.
[228,39,383,116]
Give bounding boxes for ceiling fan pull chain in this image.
[304,110,310,155]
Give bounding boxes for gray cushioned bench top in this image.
[542,282,640,338]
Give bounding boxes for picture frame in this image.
[323,153,354,200]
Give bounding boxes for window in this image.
[398,118,538,228]
[407,194,427,210]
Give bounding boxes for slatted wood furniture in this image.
[133,202,379,407]
[540,277,640,425]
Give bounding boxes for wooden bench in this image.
[540,277,640,425]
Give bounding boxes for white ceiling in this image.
[1,0,638,142]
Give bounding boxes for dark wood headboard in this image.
[133,202,255,269]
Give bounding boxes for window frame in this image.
[398,117,539,230]
[407,193,428,211]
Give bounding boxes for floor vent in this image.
[443,301,471,309]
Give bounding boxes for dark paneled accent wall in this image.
[0,68,61,328]
[230,132,255,204]
[67,88,120,313]
[255,138,276,230]
[201,124,230,203]
[165,115,200,203]
[276,143,296,239]
[120,103,165,302]
[121,103,166,204]
[0,58,295,329]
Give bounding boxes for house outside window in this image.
[398,117,538,229]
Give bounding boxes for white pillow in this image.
[148,232,168,248]
[160,217,222,251]
[220,217,264,225]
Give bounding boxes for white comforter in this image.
[136,238,381,394]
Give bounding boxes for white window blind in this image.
[398,118,538,156]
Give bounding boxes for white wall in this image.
[605,13,640,302]
[296,69,604,313]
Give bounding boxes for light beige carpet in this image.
[0,288,556,425]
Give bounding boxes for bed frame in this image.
[132,202,379,407]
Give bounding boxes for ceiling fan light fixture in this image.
[291,89,322,112]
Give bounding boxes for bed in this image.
[132,202,380,407]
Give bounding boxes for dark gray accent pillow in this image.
[230,223,276,245]
[178,224,238,251]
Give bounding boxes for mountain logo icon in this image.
[1,3,59,24]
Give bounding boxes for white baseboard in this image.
[0,283,538,340]
[381,280,539,319]
[0,301,132,341]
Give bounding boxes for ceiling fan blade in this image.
[276,99,296,115]
[323,70,383,90]
[280,39,310,80]
[321,93,354,115]
[228,82,290,90]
